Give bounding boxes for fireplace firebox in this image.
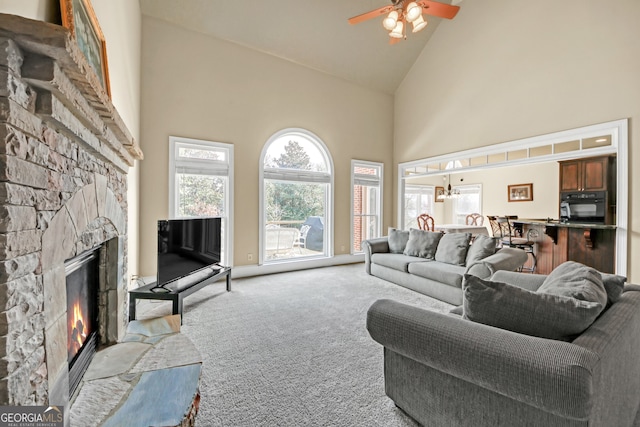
[65,247,101,396]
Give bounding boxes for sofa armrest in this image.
[570,289,640,425]
[367,299,599,420]
[465,247,528,279]
[362,237,390,275]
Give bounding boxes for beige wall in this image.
[0,0,58,22]
[457,162,559,220]
[139,16,394,276]
[395,0,639,280]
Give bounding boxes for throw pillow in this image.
[403,228,443,259]
[537,261,607,308]
[601,273,626,305]
[388,228,410,254]
[435,233,472,266]
[463,274,605,340]
[465,234,498,266]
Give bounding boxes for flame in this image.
[68,300,87,357]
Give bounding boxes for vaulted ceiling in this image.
[139,0,462,94]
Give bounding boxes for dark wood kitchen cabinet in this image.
[559,155,615,192]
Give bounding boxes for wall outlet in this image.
[247,253,253,261]
[340,245,346,252]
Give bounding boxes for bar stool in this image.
[496,216,537,273]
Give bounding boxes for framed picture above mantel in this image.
[60,0,111,97]
[508,183,533,202]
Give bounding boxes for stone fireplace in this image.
[0,13,143,411]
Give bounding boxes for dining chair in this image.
[486,215,501,238]
[417,214,435,231]
[465,213,484,226]
[496,216,537,273]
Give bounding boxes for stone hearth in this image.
[70,315,202,427]
[0,12,142,419]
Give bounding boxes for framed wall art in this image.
[60,0,111,97]
[435,186,444,202]
[508,183,533,202]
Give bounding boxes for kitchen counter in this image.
[513,218,617,230]
[511,219,616,274]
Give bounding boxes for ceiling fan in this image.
[348,0,460,44]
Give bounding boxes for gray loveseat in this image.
[362,229,527,305]
[367,265,640,426]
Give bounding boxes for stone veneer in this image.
[0,12,142,413]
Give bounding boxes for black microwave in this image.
[559,191,607,224]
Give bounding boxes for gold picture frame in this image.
[60,0,111,97]
[508,183,533,202]
[435,186,444,202]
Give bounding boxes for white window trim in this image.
[350,160,383,254]
[259,128,334,265]
[169,136,234,267]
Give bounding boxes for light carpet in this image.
[141,263,454,426]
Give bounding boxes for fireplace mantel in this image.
[0,13,143,166]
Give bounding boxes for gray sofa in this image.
[367,267,640,427]
[362,230,528,305]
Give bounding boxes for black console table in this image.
[128,266,231,321]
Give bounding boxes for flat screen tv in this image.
[156,217,222,290]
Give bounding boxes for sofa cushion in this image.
[371,253,429,273]
[435,233,472,266]
[408,261,466,288]
[388,228,410,254]
[465,234,498,266]
[403,228,443,259]
[537,261,607,309]
[463,274,605,340]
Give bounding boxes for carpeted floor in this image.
[140,263,454,426]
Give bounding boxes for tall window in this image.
[260,129,333,264]
[404,184,435,229]
[351,160,383,253]
[452,184,482,224]
[169,137,233,266]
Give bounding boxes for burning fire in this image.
[68,301,87,358]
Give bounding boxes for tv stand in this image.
[128,266,231,322]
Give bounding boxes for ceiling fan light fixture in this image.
[411,15,428,32]
[382,10,399,31]
[405,2,422,22]
[389,20,404,38]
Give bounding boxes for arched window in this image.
[260,129,333,264]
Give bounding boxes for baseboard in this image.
[136,254,365,285]
[231,254,365,279]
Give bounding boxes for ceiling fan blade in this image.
[417,1,460,19]
[348,5,394,25]
[389,36,402,45]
